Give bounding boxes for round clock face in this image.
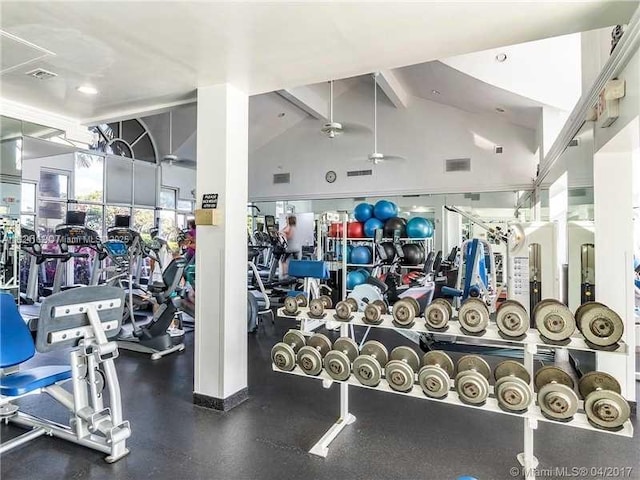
[325,170,337,183]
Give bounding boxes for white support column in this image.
[593,120,638,403]
[193,84,249,410]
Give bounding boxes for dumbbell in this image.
[353,340,389,387]
[423,298,452,331]
[363,300,387,325]
[392,297,421,328]
[534,366,579,422]
[495,300,529,339]
[271,330,306,371]
[493,360,532,413]
[296,333,332,376]
[455,355,491,406]
[575,302,624,350]
[334,297,359,321]
[417,351,454,399]
[324,337,359,381]
[308,295,333,318]
[533,299,575,344]
[579,371,630,431]
[385,346,421,392]
[283,294,308,316]
[457,298,489,335]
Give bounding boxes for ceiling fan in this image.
[362,72,405,164]
[321,80,370,138]
[161,111,196,169]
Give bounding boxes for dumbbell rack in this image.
[275,307,633,480]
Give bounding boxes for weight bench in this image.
[0,287,131,463]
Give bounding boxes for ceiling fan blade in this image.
[341,122,372,135]
[381,154,406,162]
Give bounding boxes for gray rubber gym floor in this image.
[2,317,638,480]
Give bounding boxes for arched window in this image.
[91,119,157,163]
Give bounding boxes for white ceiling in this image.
[0,1,636,123]
[395,61,545,129]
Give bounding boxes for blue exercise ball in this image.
[373,200,398,221]
[364,218,384,237]
[346,270,367,290]
[356,268,370,278]
[350,246,372,265]
[354,203,374,222]
[406,217,431,238]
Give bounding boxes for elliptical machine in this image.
[104,216,186,360]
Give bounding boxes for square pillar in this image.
[193,84,249,410]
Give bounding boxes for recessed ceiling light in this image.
[431,89,440,95]
[495,53,507,62]
[495,107,506,113]
[77,85,98,95]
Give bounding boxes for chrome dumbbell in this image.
[353,340,389,387]
[495,300,529,339]
[423,299,452,331]
[579,371,630,431]
[283,294,308,316]
[534,366,579,422]
[392,297,421,328]
[493,360,532,413]
[296,333,333,376]
[534,299,575,344]
[271,330,306,371]
[334,297,359,321]
[363,300,387,325]
[457,298,490,335]
[455,355,491,406]
[417,351,454,399]
[308,295,333,318]
[385,346,420,392]
[324,337,359,381]
[575,302,624,350]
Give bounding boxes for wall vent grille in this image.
[273,173,290,184]
[445,158,471,172]
[569,138,580,147]
[346,169,373,177]
[494,146,504,154]
[463,193,481,201]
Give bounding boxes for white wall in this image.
[249,81,537,201]
[443,33,582,111]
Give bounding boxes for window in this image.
[73,204,104,237]
[106,206,131,229]
[91,120,157,163]
[159,188,176,209]
[159,210,177,244]
[74,153,104,202]
[177,199,193,212]
[39,170,68,200]
[21,182,35,213]
[133,208,155,243]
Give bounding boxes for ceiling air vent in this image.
[569,138,580,147]
[347,169,373,177]
[273,173,290,184]
[464,193,481,201]
[25,68,57,80]
[445,158,471,173]
[494,146,503,154]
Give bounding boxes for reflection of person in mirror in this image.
[280,215,301,277]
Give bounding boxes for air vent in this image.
[494,146,503,154]
[347,169,373,177]
[569,188,587,197]
[273,173,290,184]
[445,158,471,172]
[569,138,580,147]
[464,193,481,201]
[354,197,366,201]
[25,68,57,80]
[402,194,420,198]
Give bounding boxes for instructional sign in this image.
[202,193,218,209]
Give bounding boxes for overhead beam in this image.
[376,70,409,109]
[276,86,328,121]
